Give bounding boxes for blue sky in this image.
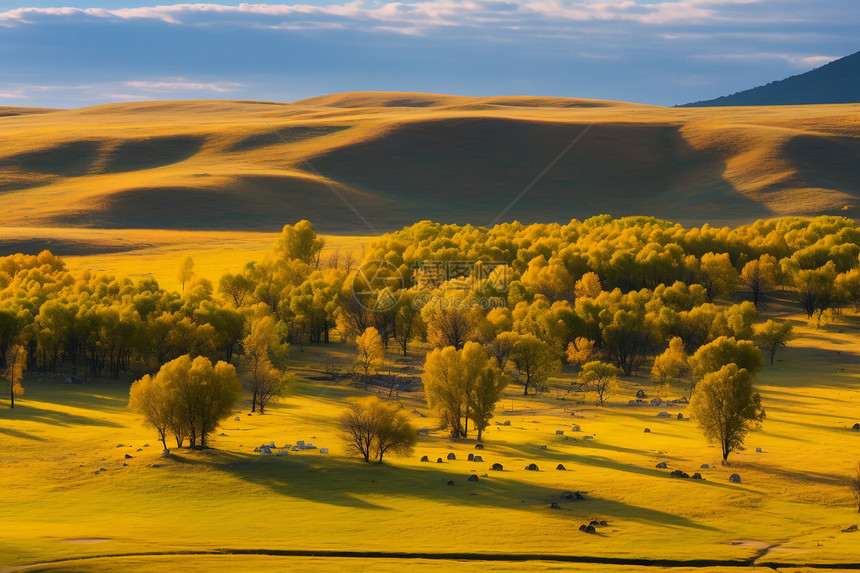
[0,1,857,108]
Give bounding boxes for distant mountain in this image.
[680,51,860,107]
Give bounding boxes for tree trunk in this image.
[9,381,14,409]
[770,349,775,366]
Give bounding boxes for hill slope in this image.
[1,93,859,239]
[680,51,860,107]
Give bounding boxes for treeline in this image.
[1,216,859,388]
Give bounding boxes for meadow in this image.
[2,295,859,572]
[3,92,860,572]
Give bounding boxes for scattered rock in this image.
[474,455,484,462]
[475,443,484,450]
[572,424,581,432]
[636,389,647,399]
[583,436,594,441]
[143,444,150,448]
[468,474,479,482]
[502,420,511,426]
[136,448,143,452]
[421,455,430,462]
[122,463,127,467]
[276,451,288,456]
[644,428,650,433]
[729,473,742,484]
[756,447,763,453]
[258,446,272,454]
[700,464,710,469]
[116,444,125,448]
[657,411,671,418]
[656,461,668,469]
[234,417,241,421]
[550,502,560,509]
[579,524,588,532]
[842,524,858,532]
[556,464,566,471]
[491,463,504,471]
[437,458,444,463]
[585,525,597,534]
[677,413,684,420]
[560,491,586,500]
[599,520,608,527]
[161,449,170,458]
[670,469,689,478]
[447,452,456,461]
[447,480,455,486]
[124,454,133,459]
[417,428,430,436]
[525,463,539,471]
[651,398,663,406]
[468,453,475,461]
[852,423,859,431]
[556,430,565,435]
[540,445,548,450]
[692,473,703,480]
[319,448,329,454]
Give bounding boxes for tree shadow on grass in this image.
[730,460,847,487]
[0,425,47,441]
[169,449,717,531]
[0,403,124,428]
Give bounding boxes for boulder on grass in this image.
[655,461,667,469]
[644,428,651,433]
[468,453,474,461]
[491,463,504,471]
[475,443,484,450]
[556,464,566,471]
[420,455,429,462]
[437,458,444,463]
[447,480,455,486]
[473,455,483,462]
[670,469,689,478]
[525,463,539,471]
[729,473,742,484]
[691,473,703,480]
[447,452,456,461]
[467,474,479,482]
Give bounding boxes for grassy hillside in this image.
[1,93,860,253]
[2,301,860,571]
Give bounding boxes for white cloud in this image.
[0,0,812,32]
[125,80,243,92]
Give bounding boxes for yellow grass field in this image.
[2,300,859,572]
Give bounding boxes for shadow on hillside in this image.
[731,460,846,487]
[0,403,124,428]
[0,425,47,441]
[171,450,717,531]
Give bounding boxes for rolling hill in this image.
[1,93,860,254]
[680,50,860,107]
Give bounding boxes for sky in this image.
[0,0,858,108]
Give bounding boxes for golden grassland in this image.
[0,227,370,291]
[1,93,859,242]
[2,300,860,572]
